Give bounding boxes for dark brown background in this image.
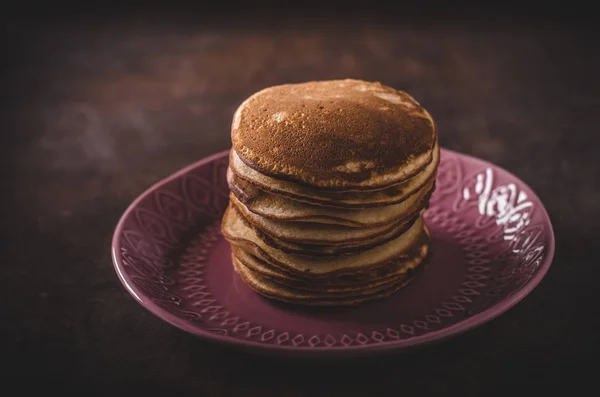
[2,3,598,395]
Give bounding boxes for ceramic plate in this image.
[112,148,554,357]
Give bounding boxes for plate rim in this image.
[111,148,555,356]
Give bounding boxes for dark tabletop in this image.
[2,8,598,396]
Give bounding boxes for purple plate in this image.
[112,148,555,357]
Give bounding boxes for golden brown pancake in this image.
[242,213,421,257]
[229,142,439,208]
[230,194,417,246]
[229,193,425,256]
[231,79,437,190]
[233,258,420,306]
[229,171,435,228]
[221,204,425,277]
[222,79,440,306]
[232,231,429,291]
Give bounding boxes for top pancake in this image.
[231,79,437,190]
[229,142,439,208]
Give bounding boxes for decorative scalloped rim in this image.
[112,149,555,356]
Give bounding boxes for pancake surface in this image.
[231,79,437,190]
[222,79,439,306]
[229,142,440,208]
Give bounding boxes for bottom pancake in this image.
[233,257,424,306]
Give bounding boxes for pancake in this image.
[230,193,418,245]
[243,212,420,257]
[233,258,420,306]
[229,142,440,208]
[222,79,440,306]
[231,79,437,190]
[232,230,429,291]
[229,170,435,228]
[221,204,425,276]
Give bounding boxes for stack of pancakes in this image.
[222,79,439,306]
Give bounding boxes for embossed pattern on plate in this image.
[112,149,554,356]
